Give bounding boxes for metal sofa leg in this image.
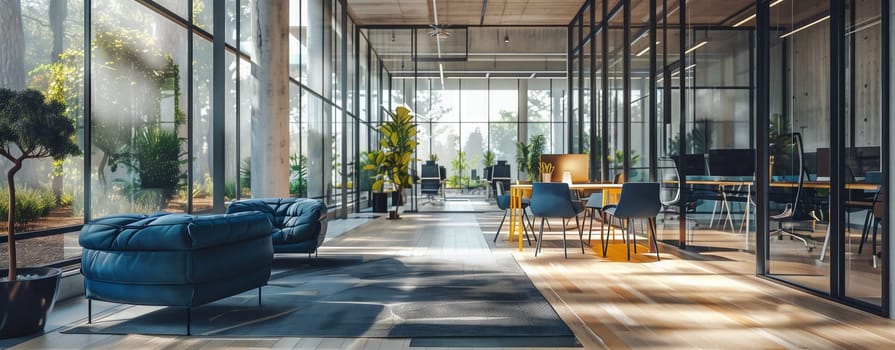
[87,299,92,324]
[186,307,191,336]
[258,287,262,306]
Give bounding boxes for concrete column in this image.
[250,0,290,197]
[307,0,333,200]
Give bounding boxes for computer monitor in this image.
[708,149,755,177]
[420,163,440,178]
[491,163,511,179]
[815,148,830,179]
[814,147,880,180]
[849,146,880,178]
[674,154,707,176]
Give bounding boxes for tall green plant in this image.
[289,154,308,197]
[0,88,80,280]
[364,106,418,199]
[516,141,530,180]
[528,134,547,181]
[482,150,495,168]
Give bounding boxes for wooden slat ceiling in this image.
[347,0,587,26]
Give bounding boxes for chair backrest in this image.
[770,133,807,218]
[613,182,662,219]
[529,182,577,218]
[420,178,440,194]
[585,193,603,209]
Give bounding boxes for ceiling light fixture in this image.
[780,15,830,38]
[685,40,708,54]
[733,0,784,27]
[635,42,660,57]
[504,32,510,45]
[391,31,396,42]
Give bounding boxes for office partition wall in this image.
[571,0,890,316]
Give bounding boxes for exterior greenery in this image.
[0,88,80,280]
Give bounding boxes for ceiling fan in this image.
[428,25,452,39]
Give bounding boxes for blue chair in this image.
[529,182,585,258]
[493,181,535,245]
[603,182,662,261]
[585,193,606,245]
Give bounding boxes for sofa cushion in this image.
[80,211,272,251]
[227,198,327,246]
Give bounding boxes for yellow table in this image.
[508,183,624,252]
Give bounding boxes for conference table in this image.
[669,178,880,259]
[508,183,623,252]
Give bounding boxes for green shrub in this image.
[0,187,57,229]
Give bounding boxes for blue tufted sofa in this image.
[79,211,274,334]
[226,198,328,257]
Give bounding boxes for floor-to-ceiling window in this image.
[0,0,387,270]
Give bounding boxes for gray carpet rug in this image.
[64,254,577,345]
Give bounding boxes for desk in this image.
[667,179,880,258]
[509,183,623,252]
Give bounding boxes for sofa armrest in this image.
[187,211,272,249]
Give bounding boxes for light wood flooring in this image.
[10,210,895,349]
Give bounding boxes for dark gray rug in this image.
[64,254,578,345]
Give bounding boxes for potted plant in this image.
[0,88,80,338]
[515,141,530,183]
[528,134,547,181]
[362,149,389,213]
[482,150,495,180]
[539,161,555,182]
[364,106,417,219]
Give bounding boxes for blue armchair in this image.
[79,211,274,335]
[603,182,662,261]
[529,182,585,258]
[226,197,328,258]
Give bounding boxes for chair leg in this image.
[857,209,874,254]
[632,219,638,254]
[562,219,568,259]
[186,307,191,336]
[576,216,585,254]
[650,218,661,261]
[525,210,537,241]
[522,211,534,246]
[625,218,631,261]
[588,208,595,244]
[258,287,262,306]
[493,209,509,243]
[87,299,92,324]
[535,217,546,257]
[601,214,608,257]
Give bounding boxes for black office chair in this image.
[769,133,816,251]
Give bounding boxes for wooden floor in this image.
[12,210,895,349]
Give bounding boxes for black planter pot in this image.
[371,192,389,213]
[0,267,61,339]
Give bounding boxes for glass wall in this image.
[409,77,567,186]
[570,0,890,315]
[0,0,388,270]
